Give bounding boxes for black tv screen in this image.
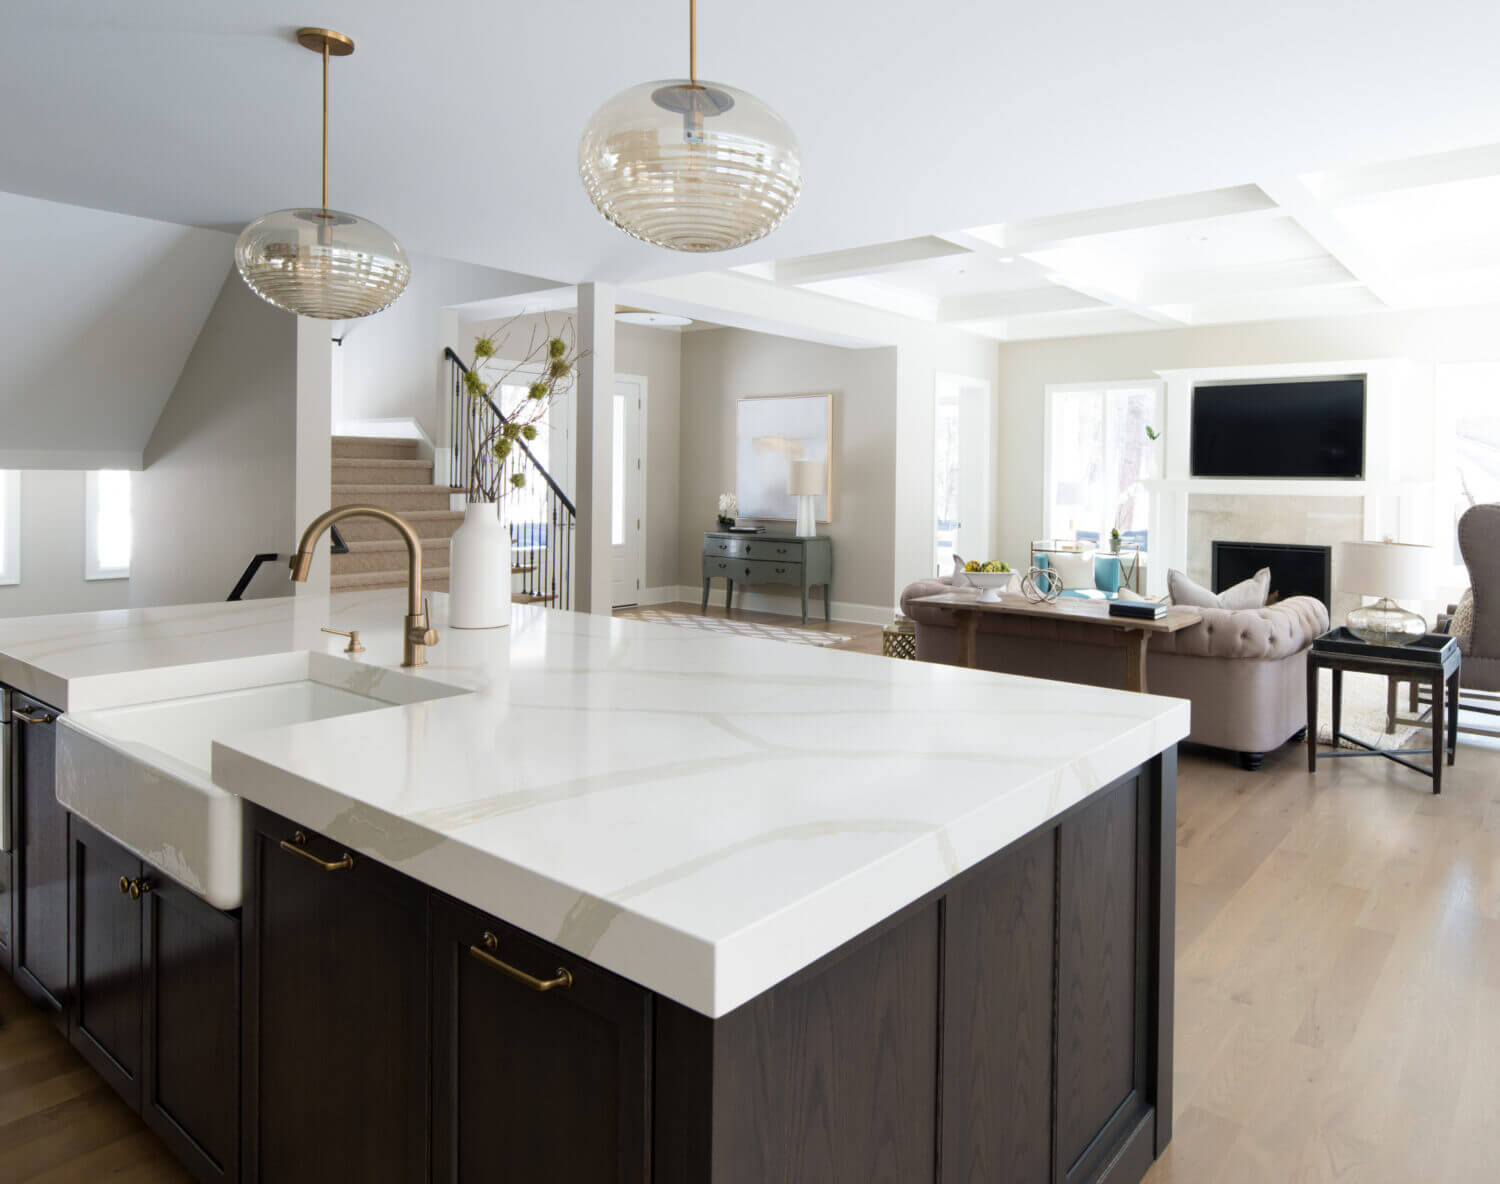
[1190,378,1365,479]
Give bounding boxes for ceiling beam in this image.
[958,184,1278,254]
[937,287,1101,323]
[772,236,972,285]
[1138,255,1356,305]
[1255,176,1405,306]
[1308,142,1500,205]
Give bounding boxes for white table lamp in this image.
[1336,540,1433,646]
[787,460,826,537]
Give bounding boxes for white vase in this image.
[448,501,512,629]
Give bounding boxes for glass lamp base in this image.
[1346,597,1427,646]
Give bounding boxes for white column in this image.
[574,283,615,614]
[294,318,334,596]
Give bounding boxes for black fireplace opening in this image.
[1211,541,1332,608]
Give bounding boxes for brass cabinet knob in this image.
[119,876,131,896]
[129,878,152,900]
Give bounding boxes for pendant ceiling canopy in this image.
[578,1,802,253]
[236,28,410,319]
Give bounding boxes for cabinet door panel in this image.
[1056,772,1150,1183]
[69,819,144,1105]
[246,813,429,1184]
[942,827,1056,1183]
[12,693,67,1016]
[431,896,650,1183]
[144,876,240,1181]
[0,848,12,973]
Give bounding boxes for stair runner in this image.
[329,436,553,602]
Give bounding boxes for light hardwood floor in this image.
[2,616,1498,1180]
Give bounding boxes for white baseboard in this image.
[654,585,892,627]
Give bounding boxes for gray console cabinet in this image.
[701,533,833,625]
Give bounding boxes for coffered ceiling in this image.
[2,2,1499,286]
[731,143,1500,340]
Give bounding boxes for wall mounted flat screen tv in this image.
[1190,377,1365,479]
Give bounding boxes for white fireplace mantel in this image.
[1142,358,1435,597]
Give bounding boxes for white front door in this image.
[611,377,646,607]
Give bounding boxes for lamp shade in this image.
[787,460,827,497]
[1336,541,1433,600]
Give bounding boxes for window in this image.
[0,471,18,585]
[86,470,131,580]
[1437,363,1500,584]
[1044,383,1163,550]
[933,393,960,573]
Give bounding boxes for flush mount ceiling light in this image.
[578,0,802,253]
[235,28,410,319]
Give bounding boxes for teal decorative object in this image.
[1094,555,1121,598]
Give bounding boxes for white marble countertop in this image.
[0,590,1189,1016]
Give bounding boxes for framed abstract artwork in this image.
[735,394,833,522]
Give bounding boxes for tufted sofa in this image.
[901,579,1329,769]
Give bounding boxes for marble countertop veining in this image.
[0,590,1190,1016]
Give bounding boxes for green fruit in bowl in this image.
[964,559,982,572]
[979,560,1010,573]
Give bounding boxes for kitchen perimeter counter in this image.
[0,589,1188,1183]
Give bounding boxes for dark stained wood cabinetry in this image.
[142,874,242,1181]
[70,816,145,1106]
[69,815,242,1183]
[9,691,68,1025]
[0,848,13,975]
[242,810,430,1184]
[430,894,652,1183]
[656,753,1175,1184]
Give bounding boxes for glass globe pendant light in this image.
[236,28,409,319]
[578,0,802,252]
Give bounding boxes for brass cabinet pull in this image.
[468,931,572,993]
[129,877,152,900]
[119,876,131,896]
[279,830,355,872]
[12,708,53,725]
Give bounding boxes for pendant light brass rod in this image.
[321,39,329,211]
[689,0,696,83]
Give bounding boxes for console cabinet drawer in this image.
[703,536,804,563]
[702,556,803,586]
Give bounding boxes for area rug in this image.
[1315,669,1431,752]
[630,608,852,648]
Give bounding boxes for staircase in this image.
[328,436,555,601]
[330,436,463,592]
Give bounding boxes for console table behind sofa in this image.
[702,532,833,625]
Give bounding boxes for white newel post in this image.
[575,283,616,615]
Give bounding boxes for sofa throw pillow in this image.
[1453,588,1474,652]
[1044,549,1097,594]
[1168,566,1270,610]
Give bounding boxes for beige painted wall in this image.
[679,327,899,614]
[131,274,298,607]
[0,471,133,618]
[994,303,1500,564]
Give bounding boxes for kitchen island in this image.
[0,589,1188,1183]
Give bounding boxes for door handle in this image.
[469,931,572,992]
[12,709,53,725]
[279,830,355,872]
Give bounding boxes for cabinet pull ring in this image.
[12,709,53,725]
[279,830,355,872]
[468,931,572,993]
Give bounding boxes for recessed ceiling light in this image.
[617,311,693,327]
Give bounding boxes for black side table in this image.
[1306,628,1461,794]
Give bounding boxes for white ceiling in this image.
[2,1,1499,287]
[741,143,1500,340]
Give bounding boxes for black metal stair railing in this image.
[445,347,574,610]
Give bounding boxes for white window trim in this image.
[1042,380,1165,545]
[0,471,18,586]
[85,470,131,581]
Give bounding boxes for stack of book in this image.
[728,523,764,534]
[1108,600,1167,621]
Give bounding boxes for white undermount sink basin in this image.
[57,651,465,910]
